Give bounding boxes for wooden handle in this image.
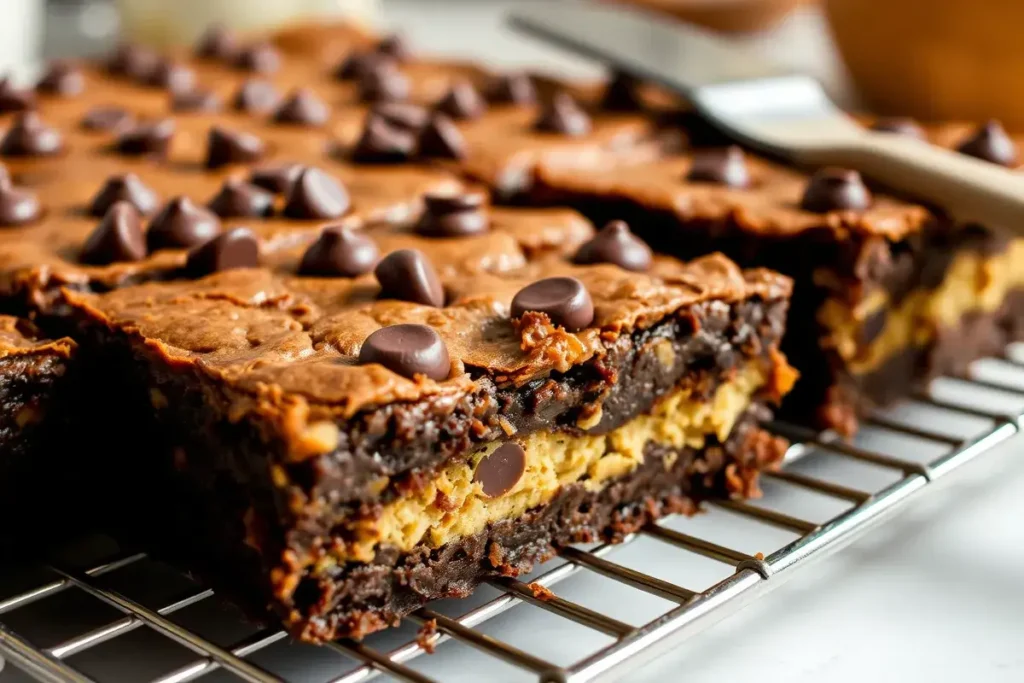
[795,133,1024,230]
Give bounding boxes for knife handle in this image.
[795,134,1024,230]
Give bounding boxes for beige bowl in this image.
[825,0,1024,129]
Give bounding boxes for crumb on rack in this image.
[416,618,438,654]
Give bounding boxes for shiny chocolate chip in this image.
[351,112,418,163]
[144,59,196,92]
[283,167,350,220]
[485,72,536,106]
[0,112,63,157]
[0,77,36,113]
[956,120,1019,167]
[146,196,221,252]
[417,113,466,160]
[435,80,486,121]
[171,88,222,113]
[107,43,159,81]
[299,226,379,277]
[600,71,644,112]
[81,106,133,132]
[207,178,275,218]
[0,180,41,226]
[358,324,450,381]
[233,41,281,74]
[334,50,393,81]
[358,62,410,103]
[375,102,429,131]
[273,88,330,126]
[376,34,411,61]
[80,202,146,265]
[89,173,159,217]
[249,163,303,194]
[231,78,280,114]
[534,92,591,137]
[686,146,750,188]
[511,276,594,331]
[205,125,265,169]
[800,167,872,213]
[473,442,526,497]
[415,192,489,238]
[871,117,926,139]
[573,220,652,272]
[36,61,84,97]
[195,24,239,61]
[186,227,260,276]
[113,118,175,158]
[375,248,445,307]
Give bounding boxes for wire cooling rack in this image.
[2,354,1023,683]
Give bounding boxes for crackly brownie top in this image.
[0,316,74,359]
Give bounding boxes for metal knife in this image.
[509,2,1024,231]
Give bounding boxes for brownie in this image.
[533,120,1024,433]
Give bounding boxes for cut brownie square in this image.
[62,215,794,641]
[534,120,1024,433]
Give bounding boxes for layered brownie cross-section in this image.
[62,214,794,641]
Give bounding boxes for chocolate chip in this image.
[956,120,1019,167]
[358,62,410,103]
[351,112,418,163]
[107,43,159,81]
[417,113,466,160]
[186,227,260,276]
[81,106,133,132]
[686,146,750,188]
[871,117,925,139]
[233,41,281,74]
[231,79,280,114]
[113,119,175,158]
[147,196,221,251]
[534,92,591,137]
[601,71,644,112]
[89,173,159,217]
[800,167,873,213]
[511,276,594,331]
[376,34,411,61]
[80,202,146,265]
[249,163,303,194]
[435,81,486,121]
[573,220,652,272]
[0,112,63,157]
[0,180,41,226]
[473,442,526,497]
[144,59,196,93]
[273,88,330,126]
[205,126,265,169]
[859,306,888,347]
[375,102,429,131]
[416,192,489,238]
[375,249,445,307]
[207,178,275,218]
[358,324,450,381]
[485,72,536,106]
[36,61,84,97]
[0,77,36,113]
[195,24,238,61]
[334,50,393,81]
[282,167,350,220]
[171,88,222,113]
[299,226,379,277]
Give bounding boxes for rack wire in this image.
[2,355,1023,683]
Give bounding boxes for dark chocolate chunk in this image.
[375,102,429,131]
[415,192,489,238]
[358,62,410,103]
[435,81,486,121]
[417,113,466,160]
[686,146,750,188]
[113,119,175,158]
[231,78,280,114]
[956,120,1019,167]
[375,248,445,307]
[205,126,265,169]
[358,324,450,381]
[249,163,303,194]
[601,71,644,112]
[80,202,146,265]
[334,50,393,81]
[207,178,275,218]
[859,306,888,347]
[233,41,281,74]
[473,442,527,497]
[186,227,260,276]
[283,167,350,219]
[171,88,222,113]
[195,24,238,61]
[376,34,411,61]
[0,179,41,226]
[299,226,379,277]
[0,112,63,157]
[106,43,159,81]
[351,112,418,164]
[573,220,652,272]
[273,88,330,126]
[511,276,594,331]
[147,196,221,252]
[0,77,36,113]
[81,106,133,132]
[534,92,591,137]
[871,117,926,139]
[144,59,196,92]
[800,167,873,213]
[485,72,536,106]
[89,173,159,217]
[36,61,85,97]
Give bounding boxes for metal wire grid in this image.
[2,359,1023,683]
